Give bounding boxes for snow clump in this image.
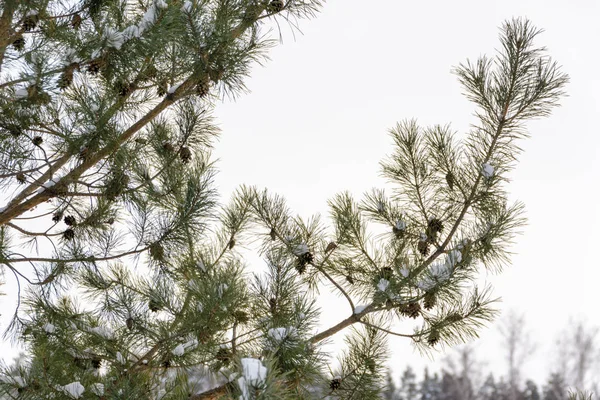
[482,163,494,178]
[354,305,368,314]
[293,243,309,255]
[181,1,193,12]
[43,323,56,333]
[238,358,267,400]
[267,327,297,342]
[57,382,85,399]
[15,88,29,99]
[377,278,390,292]
[90,383,104,396]
[89,326,114,340]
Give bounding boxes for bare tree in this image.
[499,310,536,400]
[443,344,485,400]
[556,319,599,392]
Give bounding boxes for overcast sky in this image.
[209,0,600,385]
[1,0,599,388]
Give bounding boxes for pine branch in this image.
[0,0,19,71]
[0,6,264,225]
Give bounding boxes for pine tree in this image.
[523,379,541,400]
[496,378,513,400]
[0,10,568,400]
[420,368,442,400]
[398,366,419,400]
[383,371,399,400]
[500,311,535,400]
[438,372,460,400]
[479,373,501,400]
[544,373,568,400]
[442,344,479,400]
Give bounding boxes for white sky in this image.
[209,0,600,386]
[1,0,599,389]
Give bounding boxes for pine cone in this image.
[16,172,26,184]
[427,218,444,234]
[162,142,175,153]
[52,211,63,223]
[427,329,440,346]
[9,126,22,137]
[149,242,165,262]
[399,302,421,319]
[71,13,82,30]
[22,14,39,32]
[423,292,436,310]
[87,58,105,75]
[296,251,313,274]
[215,348,231,364]
[179,146,192,163]
[91,357,102,369]
[58,69,74,90]
[269,228,276,241]
[392,225,405,238]
[63,228,75,240]
[417,240,429,257]
[325,241,338,253]
[63,215,77,226]
[115,80,131,97]
[329,378,341,391]
[148,298,161,312]
[228,238,236,249]
[446,172,455,190]
[233,310,249,324]
[446,313,462,323]
[126,317,134,331]
[32,136,43,146]
[267,0,284,13]
[12,36,25,51]
[195,77,210,97]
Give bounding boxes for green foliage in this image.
[0,8,566,400]
[568,391,594,400]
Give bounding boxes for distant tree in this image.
[544,373,568,400]
[556,319,599,392]
[500,311,536,400]
[398,366,420,400]
[522,380,541,400]
[443,344,481,400]
[496,378,513,400]
[421,368,442,400]
[479,373,501,400]
[384,371,400,400]
[439,371,464,400]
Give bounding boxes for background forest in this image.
[383,313,599,400]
